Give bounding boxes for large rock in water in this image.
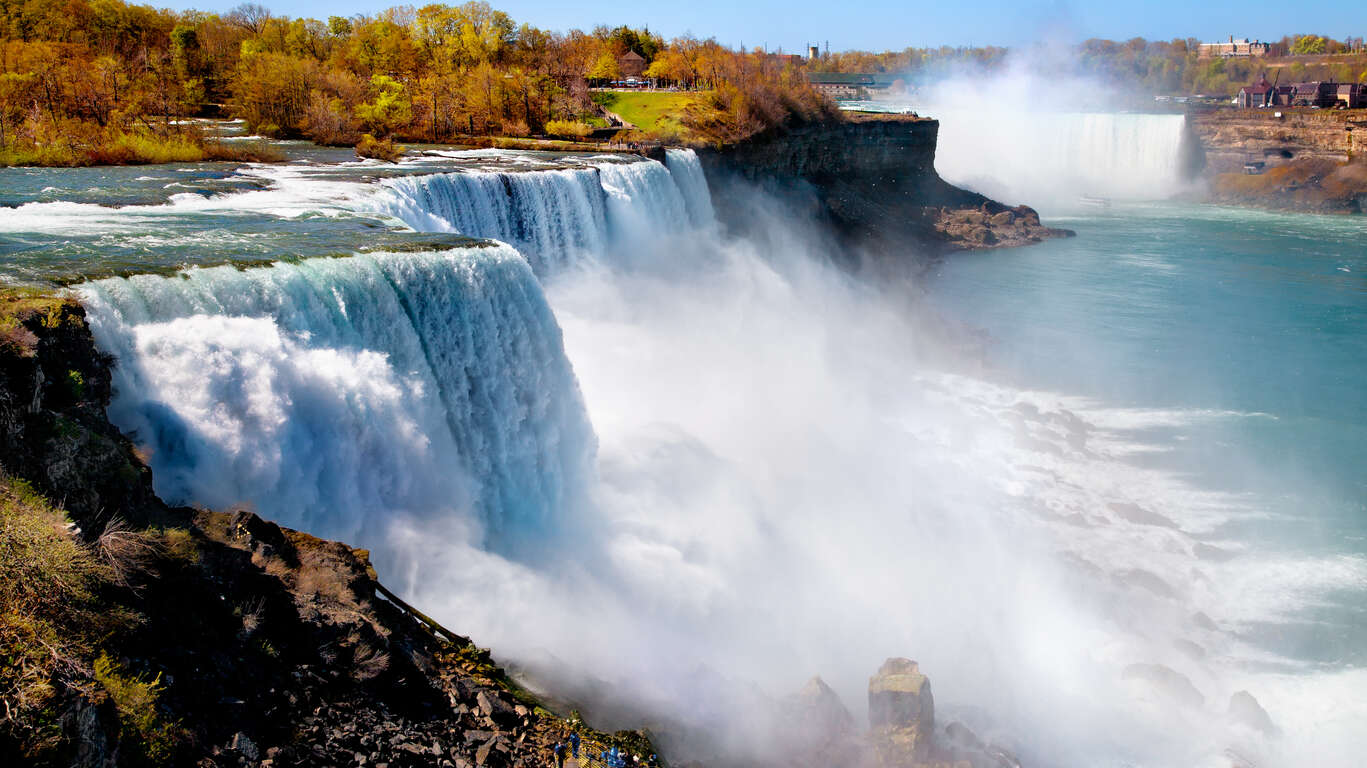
[869,658,935,765]
[870,658,934,732]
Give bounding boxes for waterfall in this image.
[665,148,717,228]
[77,244,594,557]
[363,152,712,272]
[371,168,609,274]
[923,109,1190,206]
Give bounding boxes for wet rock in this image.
[869,658,935,764]
[1122,664,1205,709]
[1228,691,1278,736]
[1109,502,1179,529]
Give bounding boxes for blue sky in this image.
[161,0,1359,52]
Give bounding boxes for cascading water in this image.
[665,148,717,228]
[927,109,1190,206]
[372,168,608,273]
[78,243,593,557]
[366,153,705,272]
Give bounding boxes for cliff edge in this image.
[696,115,1073,268]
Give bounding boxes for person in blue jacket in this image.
[553,742,566,768]
[569,732,581,758]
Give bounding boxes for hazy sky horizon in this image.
[156,0,1361,53]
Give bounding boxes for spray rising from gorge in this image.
[57,135,1364,768]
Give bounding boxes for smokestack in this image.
[1230,35,1234,43]
[809,44,820,61]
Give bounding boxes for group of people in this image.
[551,734,657,768]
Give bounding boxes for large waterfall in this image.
[927,109,1191,207]
[79,243,593,556]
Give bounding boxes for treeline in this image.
[0,0,834,165]
[816,35,1367,100]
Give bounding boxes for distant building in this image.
[1199,36,1271,58]
[1237,75,1277,107]
[1336,83,1367,109]
[1290,81,1339,108]
[765,52,806,66]
[618,50,646,78]
[806,72,902,100]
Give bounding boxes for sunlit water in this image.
[1,138,1363,767]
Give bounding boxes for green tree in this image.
[354,73,411,137]
[1291,35,1327,55]
[587,52,619,82]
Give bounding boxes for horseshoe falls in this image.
[846,100,1192,208]
[2,135,1359,768]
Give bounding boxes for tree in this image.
[1291,35,1327,55]
[586,52,618,82]
[354,73,410,137]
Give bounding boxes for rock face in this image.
[869,658,935,764]
[1189,108,1367,215]
[0,294,160,534]
[696,115,1073,270]
[1189,108,1359,174]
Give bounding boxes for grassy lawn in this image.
[592,91,704,134]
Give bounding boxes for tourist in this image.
[554,742,566,768]
[569,732,581,758]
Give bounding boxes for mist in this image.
[378,177,1299,767]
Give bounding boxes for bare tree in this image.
[226,3,272,35]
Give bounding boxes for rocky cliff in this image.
[696,115,1072,269]
[0,292,653,768]
[1189,108,1367,214]
[1189,108,1361,173]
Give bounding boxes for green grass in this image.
[591,91,704,135]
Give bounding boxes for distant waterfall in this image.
[924,109,1190,206]
[365,152,713,272]
[78,244,593,556]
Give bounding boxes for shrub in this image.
[355,133,403,162]
[544,119,593,140]
[93,653,177,763]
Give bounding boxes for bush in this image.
[93,653,178,763]
[355,133,403,162]
[544,119,593,140]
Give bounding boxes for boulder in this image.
[1228,691,1277,736]
[1122,664,1205,709]
[870,658,934,733]
[869,658,935,765]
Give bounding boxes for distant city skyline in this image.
[156,0,1361,54]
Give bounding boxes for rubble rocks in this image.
[933,204,1075,251]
